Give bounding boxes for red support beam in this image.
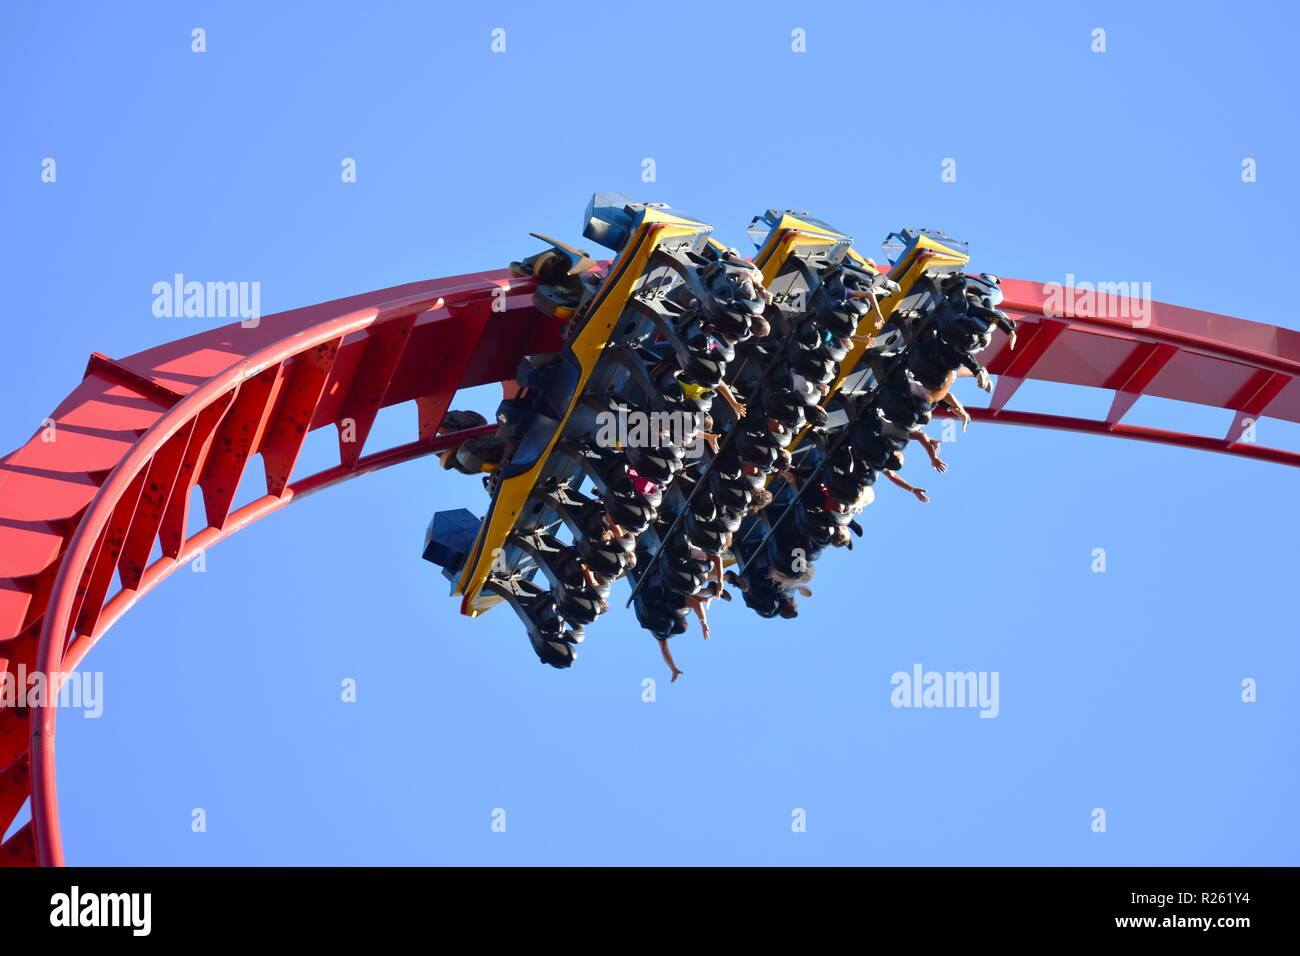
[261,338,342,495]
[83,352,184,408]
[333,312,419,467]
[1103,342,1181,426]
[986,319,1066,414]
[1224,370,1291,445]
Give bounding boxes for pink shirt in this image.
[626,467,659,497]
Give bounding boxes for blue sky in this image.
[2,0,1298,864]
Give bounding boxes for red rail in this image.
[0,268,556,866]
[1,269,1296,865]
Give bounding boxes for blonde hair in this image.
[769,564,815,589]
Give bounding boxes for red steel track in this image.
[1,270,1297,866]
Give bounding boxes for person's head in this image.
[852,485,876,513]
[777,598,799,619]
[967,272,1004,307]
[704,323,734,347]
[771,564,814,589]
[748,488,773,512]
[765,391,804,429]
[624,551,637,569]
[830,525,852,549]
[749,315,771,339]
[805,405,829,428]
[774,448,793,472]
[674,371,714,402]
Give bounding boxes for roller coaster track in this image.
[1,267,1297,866]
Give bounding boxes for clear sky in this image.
[2,0,1297,865]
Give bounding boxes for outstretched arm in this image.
[995,313,1017,348]
[717,382,747,419]
[970,301,1018,347]
[911,430,947,473]
[885,470,929,503]
[959,354,992,391]
[941,392,971,431]
[852,289,888,336]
